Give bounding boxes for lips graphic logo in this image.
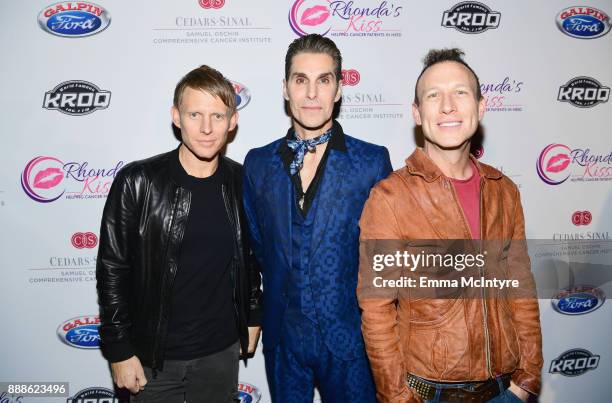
[21,156,66,203]
[33,167,64,189]
[546,153,570,173]
[537,143,572,185]
[289,0,332,37]
[301,5,330,26]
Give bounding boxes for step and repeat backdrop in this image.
[1,1,611,402]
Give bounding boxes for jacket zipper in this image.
[446,175,493,378]
[221,184,242,334]
[478,178,494,378]
[151,187,186,373]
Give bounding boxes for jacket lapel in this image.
[267,154,293,270]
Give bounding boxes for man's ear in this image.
[171,106,181,129]
[334,81,342,102]
[228,111,238,132]
[478,97,486,121]
[282,79,289,101]
[412,102,422,125]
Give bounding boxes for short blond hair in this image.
[173,65,236,113]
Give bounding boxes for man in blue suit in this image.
[243,34,392,402]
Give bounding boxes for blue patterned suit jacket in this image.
[243,125,392,360]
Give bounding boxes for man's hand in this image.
[240,326,261,357]
[508,381,529,402]
[111,356,147,394]
[247,326,261,354]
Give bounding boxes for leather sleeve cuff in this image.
[247,308,261,327]
[511,369,541,396]
[101,339,135,364]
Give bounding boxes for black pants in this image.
[132,342,239,403]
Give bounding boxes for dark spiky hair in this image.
[414,48,482,105]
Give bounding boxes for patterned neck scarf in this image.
[286,128,333,175]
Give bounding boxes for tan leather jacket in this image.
[358,148,542,403]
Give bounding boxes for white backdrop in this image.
[1,1,611,402]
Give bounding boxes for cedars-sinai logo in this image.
[21,156,123,203]
[71,232,98,249]
[536,144,612,185]
[572,211,592,226]
[341,69,360,86]
[289,0,403,37]
[199,0,225,9]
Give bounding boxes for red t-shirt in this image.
[451,162,481,239]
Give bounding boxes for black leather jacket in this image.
[96,149,262,369]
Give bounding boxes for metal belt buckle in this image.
[407,375,435,400]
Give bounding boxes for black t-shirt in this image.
[164,153,238,360]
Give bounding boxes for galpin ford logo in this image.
[57,315,101,349]
[552,285,605,315]
[556,6,611,39]
[38,2,111,38]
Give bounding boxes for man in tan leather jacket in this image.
[357,49,542,403]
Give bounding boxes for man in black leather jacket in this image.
[96,65,262,403]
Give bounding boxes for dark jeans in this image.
[131,342,239,403]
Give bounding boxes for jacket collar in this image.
[276,119,348,156]
[405,147,503,182]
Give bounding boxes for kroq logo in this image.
[289,0,332,36]
[199,0,225,9]
[572,211,592,226]
[72,232,98,249]
[341,69,360,86]
[21,156,66,203]
[536,143,572,185]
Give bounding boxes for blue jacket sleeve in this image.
[242,151,264,268]
[375,146,393,183]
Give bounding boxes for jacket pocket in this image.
[409,297,461,326]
